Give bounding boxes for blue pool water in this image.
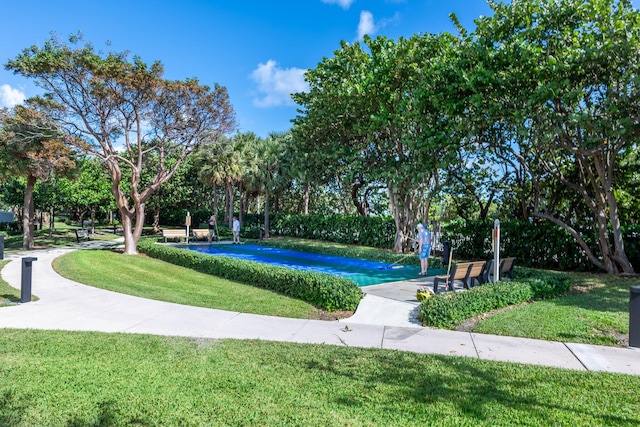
[180,244,428,286]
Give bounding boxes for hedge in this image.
[443,219,640,272]
[418,268,572,329]
[137,239,363,311]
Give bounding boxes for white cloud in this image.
[250,60,309,108]
[0,84,26,108]
[357,10,376,40]
[321,0,355,10]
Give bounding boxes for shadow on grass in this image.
[307,351,639,425]
[548,277,634,314]
[0,293,20,304]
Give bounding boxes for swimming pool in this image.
[181,244,443,287]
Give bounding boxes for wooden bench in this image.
[433,260,487,293]
[75,229,91,242]
[192,228,212,241]
[483,257,517,282]
[162,229,187,243]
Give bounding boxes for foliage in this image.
[55,157,113,224]
[6,33,235,254]
[292,35,452,252]
[419,269,571,329]
[268,213,397,249]
[461,0,640,273]
[0,98,76,249]
[137,239,362,311]
[156,211,639,273]
[443,218,640,272]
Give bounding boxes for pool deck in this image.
[347,275,468,327]
[1,240,639,376]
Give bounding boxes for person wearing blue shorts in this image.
[417,223,432,276]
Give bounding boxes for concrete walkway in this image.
[1,243,639,375]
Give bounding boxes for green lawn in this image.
[0,260,20,306]
[473,272,637,346]
[50,237,640,346]
[2,237,640,425]
[0,329,638,426]
[1,222,121,253]
[52,248,329,319]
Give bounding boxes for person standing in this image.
[232,216,240,244]
[417,223,432,276]
[207,215,217,243]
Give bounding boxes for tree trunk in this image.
[388,184,419,253]
[22,175,36,250]
[90,208,96,234]
[49,207,55,238]
[533,210,606,271]
[152,206,161,234]
[212,183,219,217]
[226,179,234,228]
[118,201,146,255]
[607,188,634,273]
[303,182,310,215]
[264,191,271,239]
[238,185,244,229]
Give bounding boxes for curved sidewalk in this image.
[1,245,638,375]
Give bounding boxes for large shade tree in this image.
[463,0,639,273]
[6,34,235,254]
[0,98,75,249]
[293,34,455,252]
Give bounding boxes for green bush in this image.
[137,240,363,311]
[513,267,572,299]
[269,213,397,248]
[419,269,571,329]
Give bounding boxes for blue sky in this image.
[1,0,638,138]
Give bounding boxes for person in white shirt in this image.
[232,216,240,244]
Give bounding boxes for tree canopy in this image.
[5,33,236,253]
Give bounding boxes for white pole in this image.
[493,219,500,282]
[186,211,190,244]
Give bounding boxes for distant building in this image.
[0,211,15,223]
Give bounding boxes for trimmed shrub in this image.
[418,269,571,329]
[269,213,397,248]
[137,240,363,311]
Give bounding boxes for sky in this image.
[1,0,639,138]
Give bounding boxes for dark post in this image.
[630,286,640,348]
[0,234,4,260]
[20,257,37,303]
[442,241,451,266]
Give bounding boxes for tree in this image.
[0,98,75,249]
[57,157,114,232]
[144,155,204,233]
[466,0,639,273]
[194,133,244,227]
[293,34,455,252]
[6,34,235,254]
[244,132,291,238]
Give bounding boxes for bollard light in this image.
[630,286,640,348]
[20,257,38,303]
